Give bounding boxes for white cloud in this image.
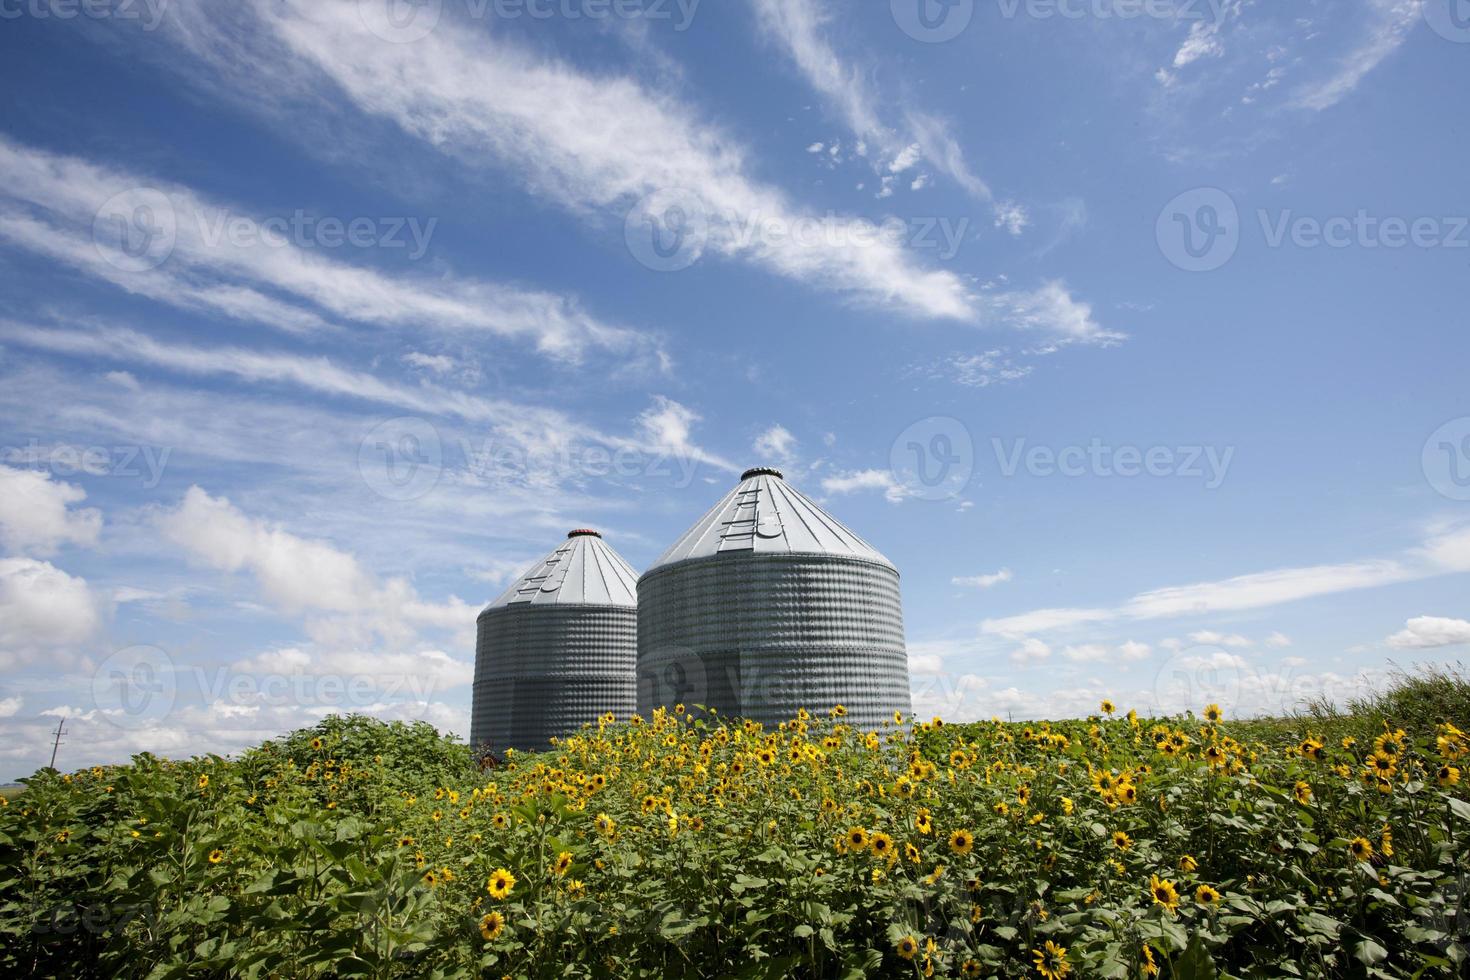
[1117,640,1152,662]
[1265,631,1293,648]
[1173,21,1225,69]
[0,557,99,669]
[993,202,1030,237]
[1292,0,1421,111]
[820,469,907,504]
[402,351,457,375]
[1188,630,1252,648]
[1009,638,1052,665]
[0,465,102,557]
[953,568,1013,589]
[165,1,977,323]
[233,647,474,694]
[1387,616,1470,650]
[750,0,994,194]
[752,424,798,465]
[1,320,732,476]
[0,137,655,365]
[983,527,1467,638]
[0,696,21,718]
[156,487,474,651]
[1063,644,1110,663]
[981,281,1124,347]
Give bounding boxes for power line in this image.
[48,717,67,770]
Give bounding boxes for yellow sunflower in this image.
[486,867,517,900]
[1195,884,1221,906]
[478,910,506,941]
[552,851,574,877]
[1149,874,1180,914]
[1348,837,1374,862]
[1032,940,1071,980]
[948,828,975,856]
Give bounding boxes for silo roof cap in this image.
[645,468,894,573]
[484,531,638,611]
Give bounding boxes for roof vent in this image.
[567,529,602,538]
[741,467,784,481]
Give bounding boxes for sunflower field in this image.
[1,703,1467,979]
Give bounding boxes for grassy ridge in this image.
[1,674,1467,978]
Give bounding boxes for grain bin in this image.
[470,530,638,753]
[637,468,911,730]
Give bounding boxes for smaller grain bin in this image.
[470,530,638,753]
[637,468,911,730]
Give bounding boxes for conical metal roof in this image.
[484,530,639,611]
[645,468,894,573]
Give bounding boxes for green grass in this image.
[0,787,22,802]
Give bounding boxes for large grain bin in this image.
[470,530,638,753]
[637,467,911,730]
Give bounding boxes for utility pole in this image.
[48,716,67,770]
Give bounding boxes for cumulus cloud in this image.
[0,557,100,669]
[0,465,102,556]
[156,487,473,650]
[1387,616,1470,650]
[753,425,798,466]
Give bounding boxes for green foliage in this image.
[0,706,1466,978]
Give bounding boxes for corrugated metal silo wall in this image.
[470,604,637,753]
[637,554,911,730]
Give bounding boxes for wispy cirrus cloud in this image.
[0,136,660,366]
[150,1,986,323]
[0,319,734,476]
[983,524,1470,639]
[748,0,1022,226]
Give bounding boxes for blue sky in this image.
[0,0,1467,778]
